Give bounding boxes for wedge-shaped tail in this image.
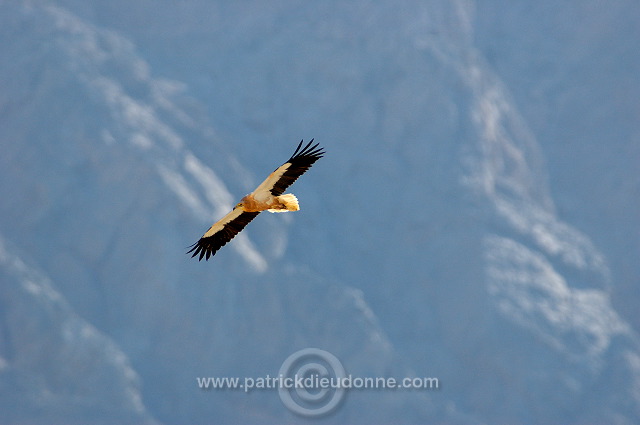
[268,194,300,212]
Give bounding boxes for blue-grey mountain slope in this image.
[1,1,639,424]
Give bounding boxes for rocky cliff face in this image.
[1,1,638,424]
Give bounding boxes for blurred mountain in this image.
[0,236,157,425]
[473,0,640,335]
[1,1,638,424]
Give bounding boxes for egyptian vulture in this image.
[188,139,324,261]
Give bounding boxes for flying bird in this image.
[188,139,324,261]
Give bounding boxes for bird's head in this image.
[236,195,249,210]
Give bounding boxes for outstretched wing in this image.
[187,207,260,261]
[253,139,324,200]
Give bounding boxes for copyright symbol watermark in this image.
[278,348,347,417]
[197,349,439,415]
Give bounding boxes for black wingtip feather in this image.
[291,139,304,157]
[187,211,260,261]
[186,241,206,261]
[287,138,324,163]
[269,139,324,196]
[186,236,224,261]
